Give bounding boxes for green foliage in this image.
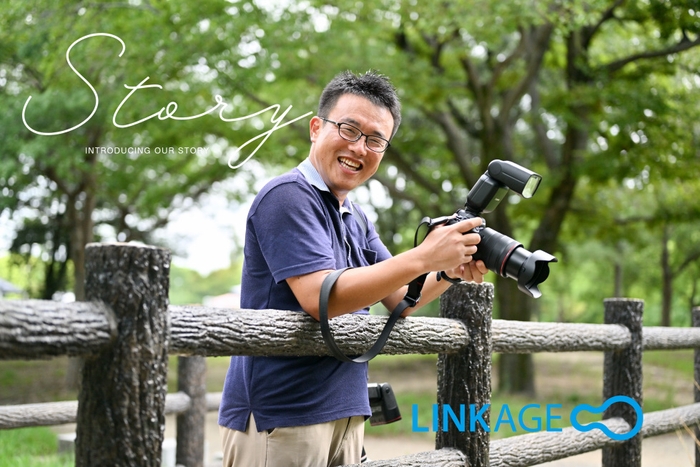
[1,0,700,329]
[0,254,74,299]
[169,258,242,305]
[0,249,241,305]
[0,428,73,467]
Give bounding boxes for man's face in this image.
[309,93,394,203]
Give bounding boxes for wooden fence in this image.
[1,243,700,467]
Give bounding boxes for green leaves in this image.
[2,0,699,316]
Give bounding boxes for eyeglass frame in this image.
[318,117,391,153]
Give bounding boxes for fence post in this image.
[436,281,494,467]
[75,244,171,467]
[693,306,700,467]
[602,298,643,467]
[177,356,207,467]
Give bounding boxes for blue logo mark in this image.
[569,395,643,441]
[411,395,643,440]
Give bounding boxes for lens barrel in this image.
[473,227,557,298]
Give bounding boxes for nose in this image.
[347,136,368,156]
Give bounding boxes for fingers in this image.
[448,260,488,284]
[451,218,482,249]
[452,217,484,234]
[462,233,481,248]
[467,261,485,283]
[418,217,484,273]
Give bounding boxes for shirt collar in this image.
[298,157,328,192]
[298,158,352,212]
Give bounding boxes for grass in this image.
[0,356,232,405]
[0,358,76,405]
[0,427,73,467]
[0,349,696,461]
[643,349,694,376]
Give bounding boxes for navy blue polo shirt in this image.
[218,158,392,432]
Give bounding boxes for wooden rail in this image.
[6,303,700,359]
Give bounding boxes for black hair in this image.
[317,70,402,139]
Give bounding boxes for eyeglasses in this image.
[319,117,391,153]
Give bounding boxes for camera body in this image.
[367,383,401,426]
[435,160,557,298]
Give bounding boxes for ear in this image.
[309,116,323,143]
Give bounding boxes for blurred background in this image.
[1,0,699,465]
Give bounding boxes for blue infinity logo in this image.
[570,395,643,441]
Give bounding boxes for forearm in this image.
[384,263,488,316]
[287,248,430,320]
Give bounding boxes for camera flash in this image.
[522,174,542,199]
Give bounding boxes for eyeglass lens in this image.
[337,123,387,151]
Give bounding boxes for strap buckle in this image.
[438,270,463,285]
[402,292,421,308]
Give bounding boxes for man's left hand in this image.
[444,259,488,283]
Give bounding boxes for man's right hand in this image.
[413,217,483,273]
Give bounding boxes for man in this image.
[218,70,487,467]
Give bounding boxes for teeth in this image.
[339,157,360,170]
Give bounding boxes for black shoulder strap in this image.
[349,201,368,237]
[319,268,428,363]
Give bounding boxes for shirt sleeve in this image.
[248,179,337,284]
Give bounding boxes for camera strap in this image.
[319,268,428,363]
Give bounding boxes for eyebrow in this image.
[342,117,388,140]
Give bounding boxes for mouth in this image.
[338,156,362,172]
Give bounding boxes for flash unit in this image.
[428,159,556,298]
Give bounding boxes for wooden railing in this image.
[1,243,700,467]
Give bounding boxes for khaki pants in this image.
[220,414,365,467]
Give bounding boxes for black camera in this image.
[430,160,557,298]
[367,383,401,426]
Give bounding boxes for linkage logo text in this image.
[412,395,643,441]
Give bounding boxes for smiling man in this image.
[218,70,487,467]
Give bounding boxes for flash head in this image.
[465,160,542,213]
[487,159,542,198]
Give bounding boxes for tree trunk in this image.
[176,357,207,467]
[437,282,494,467]
[661,225,673,326]
[65,167,97,390]
[65,198,85,391]
[75,243,170,467]
[495,276,536,395]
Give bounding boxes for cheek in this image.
[366,156,382,173]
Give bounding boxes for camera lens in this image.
[473,228,557,298]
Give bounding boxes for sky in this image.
[160,189,250,275]
[0,179,253,278]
